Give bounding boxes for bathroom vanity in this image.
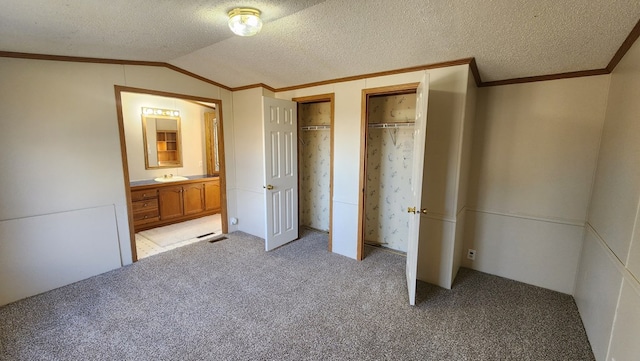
[130,175,220,232]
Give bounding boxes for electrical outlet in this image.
[467,249,476,260]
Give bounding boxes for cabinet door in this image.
[204,179,221,212]
[183,183,205,215]
[159,186,184,220]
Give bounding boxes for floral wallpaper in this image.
[300,102,331,126]
[365,94,416,252]
[299,101,331,231]
[368,93,417,124]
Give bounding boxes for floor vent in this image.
[209,236,227,243]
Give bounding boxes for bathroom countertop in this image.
[130,174,219,187]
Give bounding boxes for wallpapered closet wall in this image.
[365,93,417,252]
[299,101,331,231]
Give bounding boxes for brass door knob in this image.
[264,185,274,190]
[421,208,428,214]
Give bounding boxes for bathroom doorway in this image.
[115,86,229,261]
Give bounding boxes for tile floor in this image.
[136,214,222,259]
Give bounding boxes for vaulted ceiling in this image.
[1,0,639,89]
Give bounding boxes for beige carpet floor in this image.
[0,229,594,360]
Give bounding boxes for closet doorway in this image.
[358,83,419,260]
[293,94,335,251]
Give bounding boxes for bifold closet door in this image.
[406,73,430,306]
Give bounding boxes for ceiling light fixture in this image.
[228,8,263,37]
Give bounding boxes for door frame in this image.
[357,83,420,260]
[292,93,335,251]
[114,85,229,262]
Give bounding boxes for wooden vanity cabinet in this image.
[131,177,220,232]
[204,178,221,213]
[158,186,184,220]
[131,189,160,228]
[183,183,205,215]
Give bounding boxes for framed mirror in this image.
[141,108,183,169]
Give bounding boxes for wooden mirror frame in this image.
[141,113,183,169]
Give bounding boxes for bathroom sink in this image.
[154,176,189,183]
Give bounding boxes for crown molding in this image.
[2,15,640,92]
[274,58,475,92]
[480,68,610,87]
[230,83,277,92]
[607,17,640,72]
[0,51,233,91]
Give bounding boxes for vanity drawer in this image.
[131,189,158,202]
[132,198,158,212]
[133,209,160,225]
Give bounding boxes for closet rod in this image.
[368,122,414,129]
[301,125,331,130]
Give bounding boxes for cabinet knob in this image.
[143,215,148,219]
[143,203,148,207]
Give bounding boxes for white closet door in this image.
[406,72,430,305]
[263,96,298,251]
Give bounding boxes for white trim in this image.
[301,125,331,130]
[585,221,640,293]
[586,221,630,361]
[234,186,265,194]
[467,207,586,227]
[421,211,456,223]
[367,122,414,128]
[585,222,626,273]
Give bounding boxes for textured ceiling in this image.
[1,0,639,89]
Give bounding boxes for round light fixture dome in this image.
[228,8,263,37]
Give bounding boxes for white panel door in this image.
[263,96,298,251]
[406,72,430,305]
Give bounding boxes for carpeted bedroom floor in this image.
[0,229,594,360]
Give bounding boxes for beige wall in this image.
[463,75,610,293]
[575,35,640,361]
[230,87,268,237]
[0,58,233,306]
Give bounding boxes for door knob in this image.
[421,208,428,214]
[264,184,274,190]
